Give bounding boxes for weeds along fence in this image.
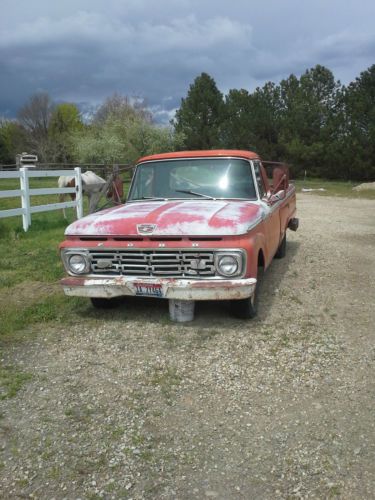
[0,167,83,231]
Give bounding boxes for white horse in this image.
[58,170,107,218]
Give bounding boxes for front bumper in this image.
[61,276,257,301]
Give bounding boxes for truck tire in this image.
[90,297,121,309]
[275,234,286,259]
[230,267,263,319]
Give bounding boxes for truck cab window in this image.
[253,161,267,199]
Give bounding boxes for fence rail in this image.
[0,167,83,231]
[0,163,133,172]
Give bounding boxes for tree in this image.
[17,92,54,160]
[279,65,343,177]
[0,119,27,164]
[222,82,283,160]
[222,89,254,149]
[247,82,283,160]
[73,112,184,164]
[0,120,13,164]
[344,65,375,180]
[48,103,83,162]
[173,73,225,149]
[93,93,152,125]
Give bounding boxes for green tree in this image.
[0,120,27,164]
[0,131,7,164]
[344,65,375,180]
[173,73,225,149]
[73,106,184,164]
[48,103,83,162]
[222,82,283,160]
[0,120,14,164]
[93,93,153,125]
[248,82,283,159]
[279,65,342,177]
[222,89,254,149]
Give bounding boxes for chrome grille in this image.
[88,249,216,277]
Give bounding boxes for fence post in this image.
[75,167,83,219]
[20,167,31,231]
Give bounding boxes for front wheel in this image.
[275,234,286,258]
[230,268,263,319]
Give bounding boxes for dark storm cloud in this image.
[0,0,374,120]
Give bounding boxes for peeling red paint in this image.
[65,200,263,237]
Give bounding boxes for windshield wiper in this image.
[131,196,167,201]
[174,189,215,199]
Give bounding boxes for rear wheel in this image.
[231,267,263,319]
[90,297,121,309]
[275,234,286,258]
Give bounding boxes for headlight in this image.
[216,253,242,277]
[65,253,90,274]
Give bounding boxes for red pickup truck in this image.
[60,150,298,320]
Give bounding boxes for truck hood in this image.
[65,200,263,237]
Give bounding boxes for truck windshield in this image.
[128,158,257,201]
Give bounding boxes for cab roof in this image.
[138,149,260,163]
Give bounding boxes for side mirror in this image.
[268,191,285,204]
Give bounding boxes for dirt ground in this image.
[1,194,375,499]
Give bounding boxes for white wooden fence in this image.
[0,167,83,231]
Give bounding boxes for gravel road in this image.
[1,194,375,499]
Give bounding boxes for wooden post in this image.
[112,164,123,203]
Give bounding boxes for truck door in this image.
[253,161,281,263]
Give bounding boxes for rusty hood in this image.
[65,200,263,237]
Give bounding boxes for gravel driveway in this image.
[1,194,375,499]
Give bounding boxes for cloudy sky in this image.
[1,0,374,122]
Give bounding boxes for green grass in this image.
[294,178,375,199]
[0,184,79,345]
[0,217,69,287]
[0,294,87,344]
[0,173,133,348]
[149,365,182,403]
[0,365,32,400]
[0,175,131,349]
[64,405,95,423]
[0,173,131,287]
[0,176,63,211]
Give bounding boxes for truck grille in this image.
[88,249,216,277]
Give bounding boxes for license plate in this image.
[134,282,163,298]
